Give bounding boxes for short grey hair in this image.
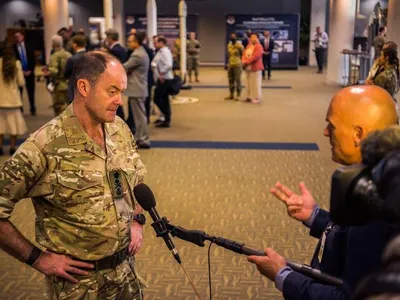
[105,28,119,41]
[52,35,63,47]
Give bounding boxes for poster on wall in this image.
[125,14,198,47]
[225,14,300,69]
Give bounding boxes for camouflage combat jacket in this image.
[48,49,71,92]
[374,66,400,102]
[0,104,147,260]
[187,39,201,58]
[227,41,244,68]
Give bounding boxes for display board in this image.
[225,14,300,69]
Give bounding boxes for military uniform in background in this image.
[0,104,147,299]
[172,38,181,71]
[187,38,201,82]
[48,49,71,116]
[374,66,400,102]
[226,41,244,100]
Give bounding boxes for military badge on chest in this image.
[109,170,125,199]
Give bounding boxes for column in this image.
[104,0,113,30]
[113,0,125,45]
[41,0,69,64]
[179,0,187,83]
[387,0,400,48]
[147,0,157,49]
[326,0,357,85]
[309,0,328,66]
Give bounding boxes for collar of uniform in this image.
[62,104,88,145]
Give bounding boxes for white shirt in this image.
[313,32,329,49]
[152,46,174,81]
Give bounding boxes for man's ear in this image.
[353,126,364,147]
[76,79,90,98]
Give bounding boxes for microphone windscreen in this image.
[134,183,156,211]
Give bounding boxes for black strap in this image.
[25,246,42,266]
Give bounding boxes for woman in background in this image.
[0,42,27,156]
[242,33,264,104]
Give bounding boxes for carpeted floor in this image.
[0,67,340,299]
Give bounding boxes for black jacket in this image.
[13,42,36,73]
[110,44,127,63]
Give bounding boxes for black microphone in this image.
[133,183,182,264]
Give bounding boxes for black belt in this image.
[81,247,129,272]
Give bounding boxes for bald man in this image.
[248,86,399,300]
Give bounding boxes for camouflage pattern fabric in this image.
[227,41,244,68]
[52,90,68,116]
[187,39,201,59]
[44,257,147,300]
[227,66,242,96]
[187,56,199,78]
[48,49,72,92]
[0,104,147,261]
[374,66,400,102]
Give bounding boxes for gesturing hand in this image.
[33,251,94,283]
[270,182,317,222]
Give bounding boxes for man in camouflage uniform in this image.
[187,32,201,83]
[0,51,147,300]
[44,35,71,116]
[225,33,244,100]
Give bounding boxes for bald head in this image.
[324,85,398,165]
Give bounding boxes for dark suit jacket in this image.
[261,38,275,56]
[110,43,127,63]
[282,209,399,300]
[64,50,86,80]
[142,44,155,87]
[65,50,86,102]
[13,42,35,73]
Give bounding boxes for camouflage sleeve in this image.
[48,53,59,76]
[374,73,387,90]
[0,141,46,219]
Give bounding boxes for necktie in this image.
[264,38,269,51]
[19,44,28,71]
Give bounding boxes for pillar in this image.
[326,0,357,85]
[40,0,69,64]
[147,0,157,49]
[104,0,113,30]
[387,0,400,48]
[113,0,125,45]
[179,0,187,83]
[309,0,328,67]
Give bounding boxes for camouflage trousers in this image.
[228,66,242,95]
[188,57,199,78]
[52,91,68,117]
[44,257,146,300]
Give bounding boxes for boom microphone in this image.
[133,183,182,264]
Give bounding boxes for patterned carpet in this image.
[0,67,340,299]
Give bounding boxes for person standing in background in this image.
[242,33,264,104]
[373,26,387,60]
[13,31,36,116]
[312,26,329,74]
[64,35,87,104]
[0,43,27,156]
[261,31,274,80]
[187,32,201,83]
[42,35,71,116]
[225,33,244,101]
[104,29,128,122]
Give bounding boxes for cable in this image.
[208,241,214,300]
[179,262,203,300]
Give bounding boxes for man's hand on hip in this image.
[270,182,316,222]
[33,251,94,283]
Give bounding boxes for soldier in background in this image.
[0,51,147,299]
[187,32,201,83]
[225,33,244,100]
[42,35,71,116]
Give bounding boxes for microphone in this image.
[167,224,343,286]
[133,183,182,264]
